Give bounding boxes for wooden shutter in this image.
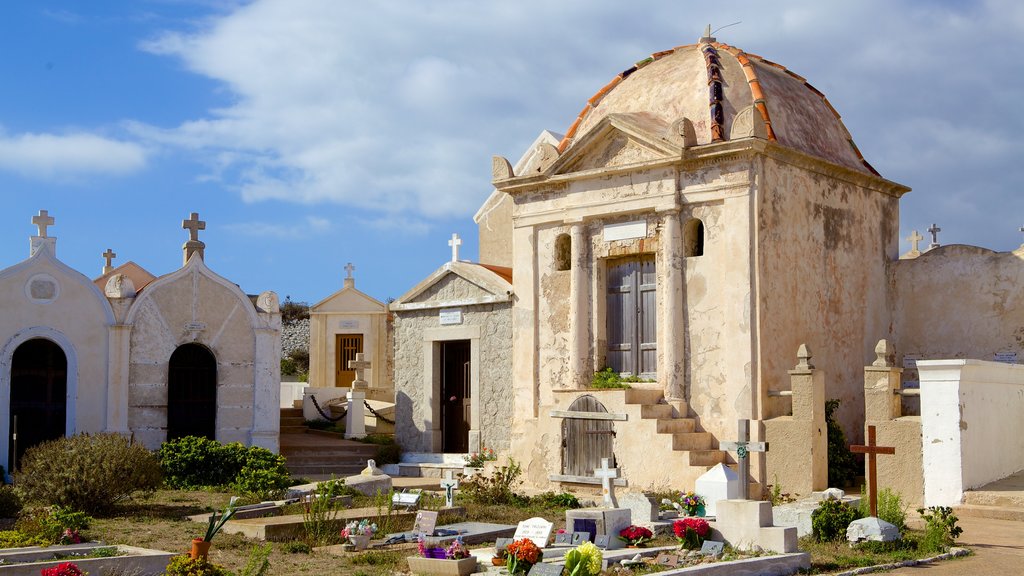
[605,256,657,377]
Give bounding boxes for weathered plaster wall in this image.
[477,192,513,268]
[757,157,898,442]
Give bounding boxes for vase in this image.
[406,556,478,576]
[491,557,506,566]
[190,538,211,560]
[349,534,371,551]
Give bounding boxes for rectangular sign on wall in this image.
[339,319,359,329]
[439,308,463,325]
[603,220,647,242]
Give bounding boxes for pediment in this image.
[312,285,386,314]
[392,261,513,311]
[551,113,682,175]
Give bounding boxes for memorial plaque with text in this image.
[512,517,553,548]
[412,510,438,538]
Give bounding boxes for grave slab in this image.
[620,492,659,526]
[0,543,174,576]
[382,522,516,549]
[220,506,465,542]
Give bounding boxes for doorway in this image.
[606,256,657,377]
[9,338,66,470]
[440,340,471,453]
[561,395,615,477]
[167,344,217,441]
[335,334,363,387]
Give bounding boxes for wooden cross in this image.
[440,469,459,508]
[907,230,923,253]
[927,223,941,248]
[344,262,355,279]
[719,419,768,500]
[182,212,206,242]
[32,210,54,237]
[448,233,462,262]
[102,248,117,268]
[850,425,895,517]
[348,352,371,383]
[594,457,619,508]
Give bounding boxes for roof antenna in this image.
[712,21,742,36]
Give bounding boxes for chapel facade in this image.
[0,211,281,471]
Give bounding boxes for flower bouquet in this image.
[464,447,497,468]
[618,525,653,547]
[673,517,710,550]
[341,519,377,550]
[564,541,602,576]
[445,537,471,560]
[409,536,478,575]
[505,538,543,575]
[679,491,706,516]
[41,563,84,576]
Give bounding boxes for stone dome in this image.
[557,37,877,176]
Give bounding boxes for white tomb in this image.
[695,463,741,517]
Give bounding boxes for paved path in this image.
[883,515,1024,576]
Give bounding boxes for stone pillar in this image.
[764,344,827,496]
[864,339,901,422]
[251,324,282,452]
[568,221,590,388]
[660,210,684,400]
[105,323,132,435]
[345,353,370,440]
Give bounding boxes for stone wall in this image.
[281,318,309,356]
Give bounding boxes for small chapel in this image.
[0,210,281,472]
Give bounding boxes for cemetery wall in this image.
[918,359,1024,506]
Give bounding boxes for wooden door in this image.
[441,340,471,453]
[606,256,657,377]
[335,334,363,387]
[9,339,66,470]
[561,395,615,477]
[167,344,217,441]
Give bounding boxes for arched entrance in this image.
[167,344,217,441]
[9,338,67,470]
[561,395,615,477]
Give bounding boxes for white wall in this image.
[919,359,1024,506]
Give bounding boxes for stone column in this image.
[105,323,132,435]
[864,339,902,422]
[568,221,590,388]
[251,324,282,452]
[661,210,685,400]
[764,344,827,495]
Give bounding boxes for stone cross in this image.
[594,457,619,508]
[182,212,206,242]
[345,352,371,439]
[1019,225,1024,243]
[345,262,355,279]
[448,233,462,262]
[927,223,941,249]
[907,230,923,253]
[32,210,54,237]
[719,419,768,500]
[102,248,117,274]
[348,352,371,387]
[850,425,895,518]
[440,469,459,508]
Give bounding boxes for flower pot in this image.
[190,538,211,560]
[349,534,371,550]
[407,555,478,576]
[491,557,506,566]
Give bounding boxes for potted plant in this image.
[505,538,543,575]
[340,519,377,550]
[463,447,496,476]
[679,491,706,517]
[407,536,477,575]
[673,517,710,550]
[618,525,653,547]
[192,497,239,560]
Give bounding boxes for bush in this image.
[0,529,46,548]
[917,506,962,553]
[159,436,290,496]
[163,555,231,576]
[0,485,23,518]
[531,491,581,509]
[16,506,92,544]
[232,447,291,500]
[283,540,310,554]
[859,487,908,532]
[826,399,859,488]
[458,459,527,506]
[280,298,310,324]
[811,497,861,542]
[16,433,162,515]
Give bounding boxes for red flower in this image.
[41,562,84,576]
[618,525,653,545]
[673,517,710,538]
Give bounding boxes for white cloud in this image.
[224,215,331,238]
[0,130,147,179]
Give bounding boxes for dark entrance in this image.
[561,395,615,477]
[9,339,67,470]
[606,256,657,378]
[167,344,217,441]
[440,340,471,453]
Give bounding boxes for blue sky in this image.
[1,1,1022,304]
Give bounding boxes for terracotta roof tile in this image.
[635,56,654,68]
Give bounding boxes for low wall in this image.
[918,359,1024,506]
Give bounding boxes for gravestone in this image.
[718,419,768,500]
[412,510,439,538]
[345,459,392,496]
[694,463,741,517]
[512,517,554,548]
[619,492,658,525]
[564,508,631,550]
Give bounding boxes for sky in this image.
[1,1,1022,304]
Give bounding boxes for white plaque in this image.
[512,517,553,548]
[185,321,207,331]
[339,319,359,329]
[439,308,462,325]
[603,220,647,242]
[994,352,1017,364]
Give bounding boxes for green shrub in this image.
[859,487,908,532]
[0,485,23,518]
[162,554,231,576]
[281,357,298,376]
[825,399,859,488]
[232,447,291,500]
[458,459,527,506]
[159,437,290,495]
[917,506,962,553]
[532,491,581,509]
[811,497,860,542]
[283,540,310,554]
[237,543,272,576]
[16,506,92,544]
[16,433,162,515]
[0,529,46,548]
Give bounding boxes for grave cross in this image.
[344,262,355,279]
[927,223,941,249]
[593,457,619,508]
[719,419,768,500]
[850,425,895,518]
[440,469,459,508]
[182,212,206,242]
[1019,225,1024,243]
[348,352,371,384]
[907,230,923,253]
[102,248,116,268]
[448,233,462,262]
[32,210,54,237]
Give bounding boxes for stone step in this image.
[624,388,664,405]
[283,452,372,465]
[640,404,674,419]
[671,432,715,451]
[280,408,304,418]
[686,449,726,467]
[286,463,366,477]
[954,504,1024,522]
[962,490,1024,508]
[657,418,696,434]
[279,442,377,454]
[280,416,306,426]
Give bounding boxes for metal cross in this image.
[440,469,459,508]
[719,419,768,500]
[344,262,355,279]
[850,425,896,518]
[927,223,941,249]
[593,457,619,508]
[182,212,206,242]
[32,210,54,237]
[907,230,923,253]
[448,233,462,262]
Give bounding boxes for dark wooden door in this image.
[562,395,615,477]
[441,340,471,453]
[9,339,66,470]
[335,334,363,387]
[167,344,217,441]
[606,256,657,377]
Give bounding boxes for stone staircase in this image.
[956,471,1024,522]
[278,408,377,479]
